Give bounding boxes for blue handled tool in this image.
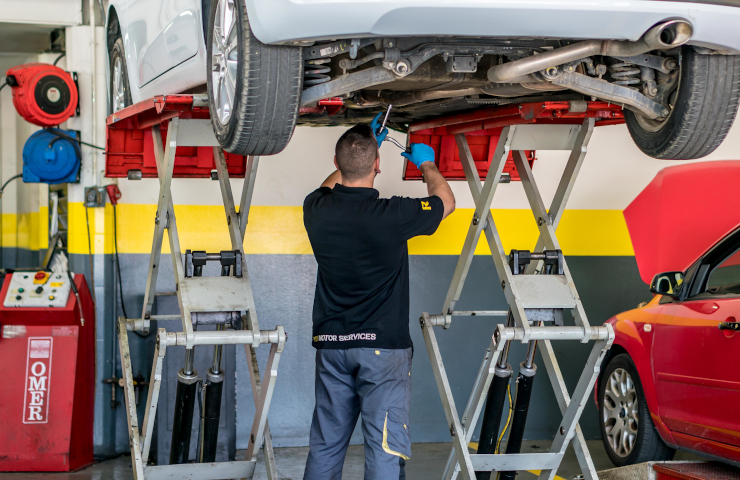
[376,105,411,153]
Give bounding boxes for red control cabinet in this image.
[0,273,95,471]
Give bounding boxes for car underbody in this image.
[108,0,740,159]
[296,21,692,131]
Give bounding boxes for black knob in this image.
[35,286,43,294]
[16,295,22,301]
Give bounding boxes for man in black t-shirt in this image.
[302,120,455,480]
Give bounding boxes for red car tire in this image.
[598,353,675,467]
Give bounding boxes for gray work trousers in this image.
[303,347,413,480]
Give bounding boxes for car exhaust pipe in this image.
[487,20,693,83]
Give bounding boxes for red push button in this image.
[34,272,46,280]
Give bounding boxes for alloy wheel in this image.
[211,0,239,125]
[603,367,639,457]
[112,56,126,113]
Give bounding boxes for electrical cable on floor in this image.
[0,81,6,93]
[495,384,514,454]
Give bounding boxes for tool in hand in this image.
[375,105,411,153]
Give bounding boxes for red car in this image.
[596,225,740,467]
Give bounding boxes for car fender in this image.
[605,312,677,447]
[243,0,740,53]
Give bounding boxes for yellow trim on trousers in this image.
[382,412,410,461]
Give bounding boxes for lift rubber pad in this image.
[105,95,248,179]
[402,101,624,181]
[654,462,740,480]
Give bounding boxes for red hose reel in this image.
[6,63,78,127]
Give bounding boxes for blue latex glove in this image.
[402,143,435,168]
[369,112,388,147]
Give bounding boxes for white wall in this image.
[118,119,740,212]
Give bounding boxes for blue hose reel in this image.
[22,129,81,184]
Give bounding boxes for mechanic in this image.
[302,115,455,480]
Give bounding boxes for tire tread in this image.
[626,48,740,160]
[208,6,302,156]
[598,353,675,467]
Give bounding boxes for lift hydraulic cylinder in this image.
[199,325,225,462]
[475,364,512,480]
[170,259,205,465]
[169,352,199,465]
[475,311,514,480]
[197,254,233,462]
[498,360,537,480]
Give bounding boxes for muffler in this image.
[487,20,693,83]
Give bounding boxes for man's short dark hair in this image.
[335,124,378,181]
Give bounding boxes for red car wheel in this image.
[598,354,675,467]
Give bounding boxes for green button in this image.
[18,287,24,293]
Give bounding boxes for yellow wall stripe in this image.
[0,208,49,250]
[64,203,634,256]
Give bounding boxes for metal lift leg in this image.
[428,118,615,480]
[116,108,285,480]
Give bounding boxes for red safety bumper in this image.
[105,95,248,179]
[403,101,624,181]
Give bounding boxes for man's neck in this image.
[341,176,375,189]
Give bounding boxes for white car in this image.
[106,0,740,159]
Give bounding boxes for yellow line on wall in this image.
[0,208,49,250]
[65,203,634,256]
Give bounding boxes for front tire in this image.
[109,37,132,114]
[625,47,740,160]
[206,0,303,156]
[598,354,675,467]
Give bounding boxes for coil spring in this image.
[304,59,331,86]
[609,63,641,90]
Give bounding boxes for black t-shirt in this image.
[303,184,444,349]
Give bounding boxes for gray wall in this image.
[2,250,649,456]
[236,254,649,448]
[0,247,44,270]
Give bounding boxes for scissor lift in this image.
[107,95,284,479]
[407,102,621,480]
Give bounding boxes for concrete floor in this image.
[0,440,704,480]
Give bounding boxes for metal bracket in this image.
[84,186,106,207]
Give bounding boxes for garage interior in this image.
[1,1,739,480]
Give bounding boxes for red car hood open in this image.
[624,160,740,284]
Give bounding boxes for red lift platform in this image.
[402,100,624,181]
[105,94,249,179]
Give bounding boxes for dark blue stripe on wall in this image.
[22,252,648,453]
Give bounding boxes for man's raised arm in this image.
[403,144,455,219]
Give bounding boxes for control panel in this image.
[2,271,72,308]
